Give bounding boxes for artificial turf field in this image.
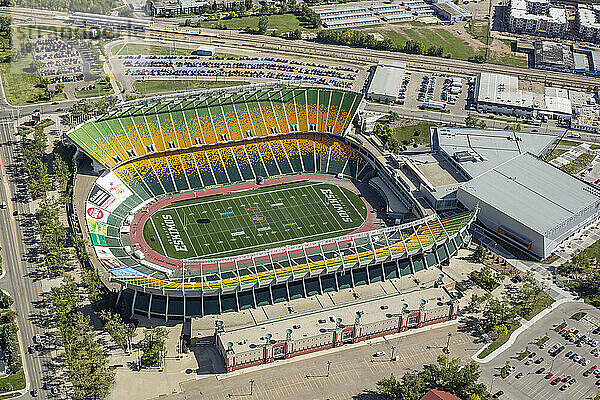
[142,181,368,260]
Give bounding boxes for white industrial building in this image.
[366,61,406,102]
[458,153,600,258]
[508,0,567,37]
[425,127,600,259]
[474,72,572,120]
[432,1,472,23]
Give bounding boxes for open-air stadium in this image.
[66,82,475,368]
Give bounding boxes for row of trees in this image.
[373,122,402,153]
[470,273,545,336]
[36,197,70,278]
[68,96,118,126]
[465,115,487,129]
[0,293,19,379]
[377,354,487,400]
[315,30,445,58]
[469,264,502,292]
[20,125,51,199]
[49,277,114,399]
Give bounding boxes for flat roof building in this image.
[366,61,406,102]
[420,127,600,259]
[474,72,572,120]
[457,152,600,258]
[534,41,575,72]
[432,1,472,23]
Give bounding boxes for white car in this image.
[373,351,385,357]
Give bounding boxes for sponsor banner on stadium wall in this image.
[95,171,133,212]
[94,246,115,259]
[87,217,108,236]
[90,233,107,246]
[86,202,109,223]
[88,184,115,210]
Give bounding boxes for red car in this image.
[592,365,598,371]
[546,372,554,379]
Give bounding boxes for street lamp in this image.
[249,380,255,396]
[326,360,331,377]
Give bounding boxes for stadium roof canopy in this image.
[434,127,556,179]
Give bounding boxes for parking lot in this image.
[480,302,600,400]
[398,71,470,114]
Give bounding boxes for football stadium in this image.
[67,82,475,369]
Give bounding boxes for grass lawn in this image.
[0,369,25,392]
[487,51,528,68]
[0,27,67,105]
[477,328,515,359]
[554,321,567,332]
[546,149,566,161]
[115,43,194,56]
[560,152,595,174]
[75,80,113,99]
[591,144,600,150]
[557,139,581,146]
[520,290,554,321]
[392,120,435,146]
[133,79,249,95]
[571,312,587,321]
[199,13,316,33]
[367,26,476,61]
[536,335,550,346]
[143,181,367,259]
[468,19,490,45]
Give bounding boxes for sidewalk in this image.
[472,297,580,363]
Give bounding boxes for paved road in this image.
[0,112,61,399]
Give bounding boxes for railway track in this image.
[4,6,600,90]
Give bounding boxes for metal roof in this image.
[459,153,600,235]
[435,127,557,179]
[367,60,406,100]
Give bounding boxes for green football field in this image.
[142,181,368,260]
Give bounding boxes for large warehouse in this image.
[457,152,600,258]
[416,127,600,259]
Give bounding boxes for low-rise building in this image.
[366,61,406,102]
[534,40,575,72]
[214,286,460,372]
[432,1,472,23]
[474,72,572,120]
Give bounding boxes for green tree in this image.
[141,327,168,367]
[100,310,136,353]
[257,15,269,34]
